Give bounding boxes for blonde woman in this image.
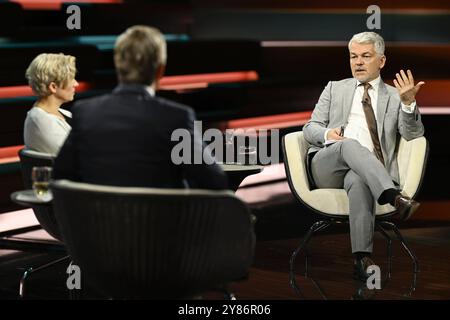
[24,53,79,155]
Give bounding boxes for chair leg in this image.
[379,220,419,295]
[376,222,393,280]
[308,276,329,300]
[304,221,332,279]
[304,246,309,278]
[19,255,71,299]
[379,221,419,273]
[289,220,331,299]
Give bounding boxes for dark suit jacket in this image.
[54,84,228,190]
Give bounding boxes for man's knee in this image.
[344,172,367,191]
[338,139,367,157]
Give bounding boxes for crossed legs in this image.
[310,139,396,253]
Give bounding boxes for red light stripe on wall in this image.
[0,71,258,98]
[11,0,122,10]
[159,71,259,90]
[160,71,258,87]
[0,82,91,99]
[226,111,312,130]
[0,145,23,164]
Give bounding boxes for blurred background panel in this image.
[0,0,449,223]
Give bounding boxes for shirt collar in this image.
[357,76,381,91]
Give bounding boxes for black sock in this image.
[354,251,371,261]
[378,188,401,206]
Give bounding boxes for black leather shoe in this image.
[395,195,420,221]
[353,257,376,281]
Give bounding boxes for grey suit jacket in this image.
[303,78,425,183]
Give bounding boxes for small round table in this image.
[10,189,52,207]
[220,163,264,191]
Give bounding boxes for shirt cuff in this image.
[324,129,330,142]
[401,101,416,113]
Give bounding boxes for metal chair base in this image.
[289,218,419,299]
[19,255,70,299]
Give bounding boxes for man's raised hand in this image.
[393,69,425,106]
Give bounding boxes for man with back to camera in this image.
[303,31,425,280]
[54,25,227,190]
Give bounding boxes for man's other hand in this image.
[327,127,345,140]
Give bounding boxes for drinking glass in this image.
[32,166,53,201]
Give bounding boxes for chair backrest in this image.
[51,180,255,299]
[282,131,311,199]
[396,136,428,199]
[282,131,428,216]
[18,148,61,240]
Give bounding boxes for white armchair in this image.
[282,131,428,297]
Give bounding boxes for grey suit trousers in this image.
[310,138,396,253]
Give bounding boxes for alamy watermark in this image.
[66,5,81,30]
[170,121,280,165]
[66,4,381,31]
[366,5,381,30]
[66,263,81,290]
[366,264,381,290]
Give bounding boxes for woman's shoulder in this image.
[25,107,45,124]
[26,106,49,120]
[25,107,69,130]
[26,106,67,122]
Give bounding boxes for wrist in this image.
[402,99,415,106]
[324,129,331,141]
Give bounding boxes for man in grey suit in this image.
[303,31,425,280]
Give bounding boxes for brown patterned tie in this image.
[361,83,385,165]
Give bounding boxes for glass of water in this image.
[32,166,53,201]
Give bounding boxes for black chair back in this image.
[51,180,255,299]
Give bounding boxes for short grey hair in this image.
[348,32,385,56]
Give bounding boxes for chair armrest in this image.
[283,132,311,194]
[397,136,427,198]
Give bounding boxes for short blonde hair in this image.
[114,25,167,85]
[25,53,77,97]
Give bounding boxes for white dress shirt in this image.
[325,76,416,153]
[24,107,72,155]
